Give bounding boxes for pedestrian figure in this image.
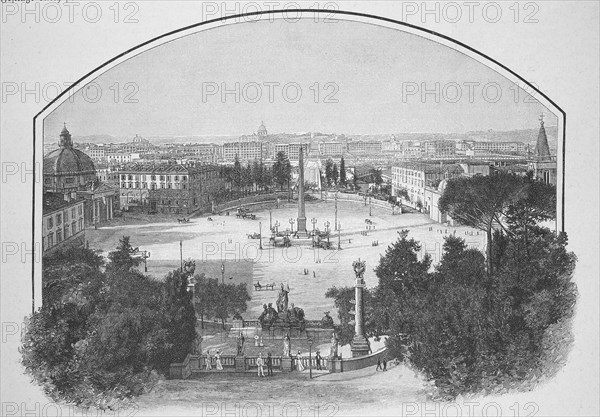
[266,352,273,376]
[382,357,387,371]
[313,271,316,278]
[256,353,265,377]
[376,358,382,371]
[215,350,223,371]
[205,350,212,371]
[296,350,305,371]
[315,351,322,370]
[283,333,291,357]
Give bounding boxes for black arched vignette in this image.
[32,8,567,313]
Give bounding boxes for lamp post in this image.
[338,222,341,250]
[259,221,263,250]
[221,262,225,284]
[324,221,330,245]
[269,208,272,230]
[369,197,372,217]
[289,218,295,234]
[308,337,314,379]
[334,192,338,231]
[180,240,183,272]
[311,217,317,245]
[141,250,151,272]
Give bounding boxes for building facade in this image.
[42,193,86,255]
[118,163,223,214]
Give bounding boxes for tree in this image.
[213,282,251,328]
[194,275,219,328]
[339,157,347,186]
[324,159,334,187]
[438,172,524,274]
[332,163,339,185]
[158,268,197,372]
[370,168,383,186]
[233,156,242,193]
[272,151,291,190]
[352,168,359,190]
[107,236,142,273]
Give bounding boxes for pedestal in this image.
[280,356,293,372]
[235,356,246,372]
[351,335,370,358]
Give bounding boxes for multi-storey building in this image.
[347,140,382,155]
[42,192,86,255]
[106,152,140,164]
[272,143,308,161]
[222,141,264,162]
[472,141,526,155]
[392,162,464,206]
[423,140,456,158]
[318,141,344,156]
[118,163,223,214]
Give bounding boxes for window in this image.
[121,182,126,188]
[64,226,70,239]
[175,175,179,181]
[48,233,54,247]
[121,174,127,180]
[72,222,77,235]
[79,219,83,230]
[79,206,82,215]
[142,183,147,188]
[56,230,62,243]
[66,178,75,184]
[160,175,165,181]
[71,208,76,218]
[56,214,62,225]
[128,175,133,180]
[47,217,53,229]
[151,175,156,180]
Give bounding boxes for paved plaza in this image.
[87,199,486,321]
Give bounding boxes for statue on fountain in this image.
[276,283,290,313]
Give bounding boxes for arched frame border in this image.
[32,9,566,312]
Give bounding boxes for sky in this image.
[44,18,557,140]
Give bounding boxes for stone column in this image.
[351,259,370,357]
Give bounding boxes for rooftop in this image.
[43,192,84,214]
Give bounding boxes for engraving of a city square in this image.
[27,11,574,416]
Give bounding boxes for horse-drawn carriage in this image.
[247,232,261,239]
[253,281,275,291]
[270,235,291,247]
[236,208,256,220]
[177,217,190,223]
[312,235,333,250]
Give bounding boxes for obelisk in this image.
[296,145,308,237]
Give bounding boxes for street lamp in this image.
[324,221,330,245]
[259,221,263,250]
[308,337,314,379]
[269,208,272,230]
[311,218,317,245]
[221,262,225,284]
[338,222,341,250]
[369,197,372,217]
[334,192,338,231]
[289,218,295,234]
[141,250,151,272]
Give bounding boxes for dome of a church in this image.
[43,126,96,192]
[257,121,268,136]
